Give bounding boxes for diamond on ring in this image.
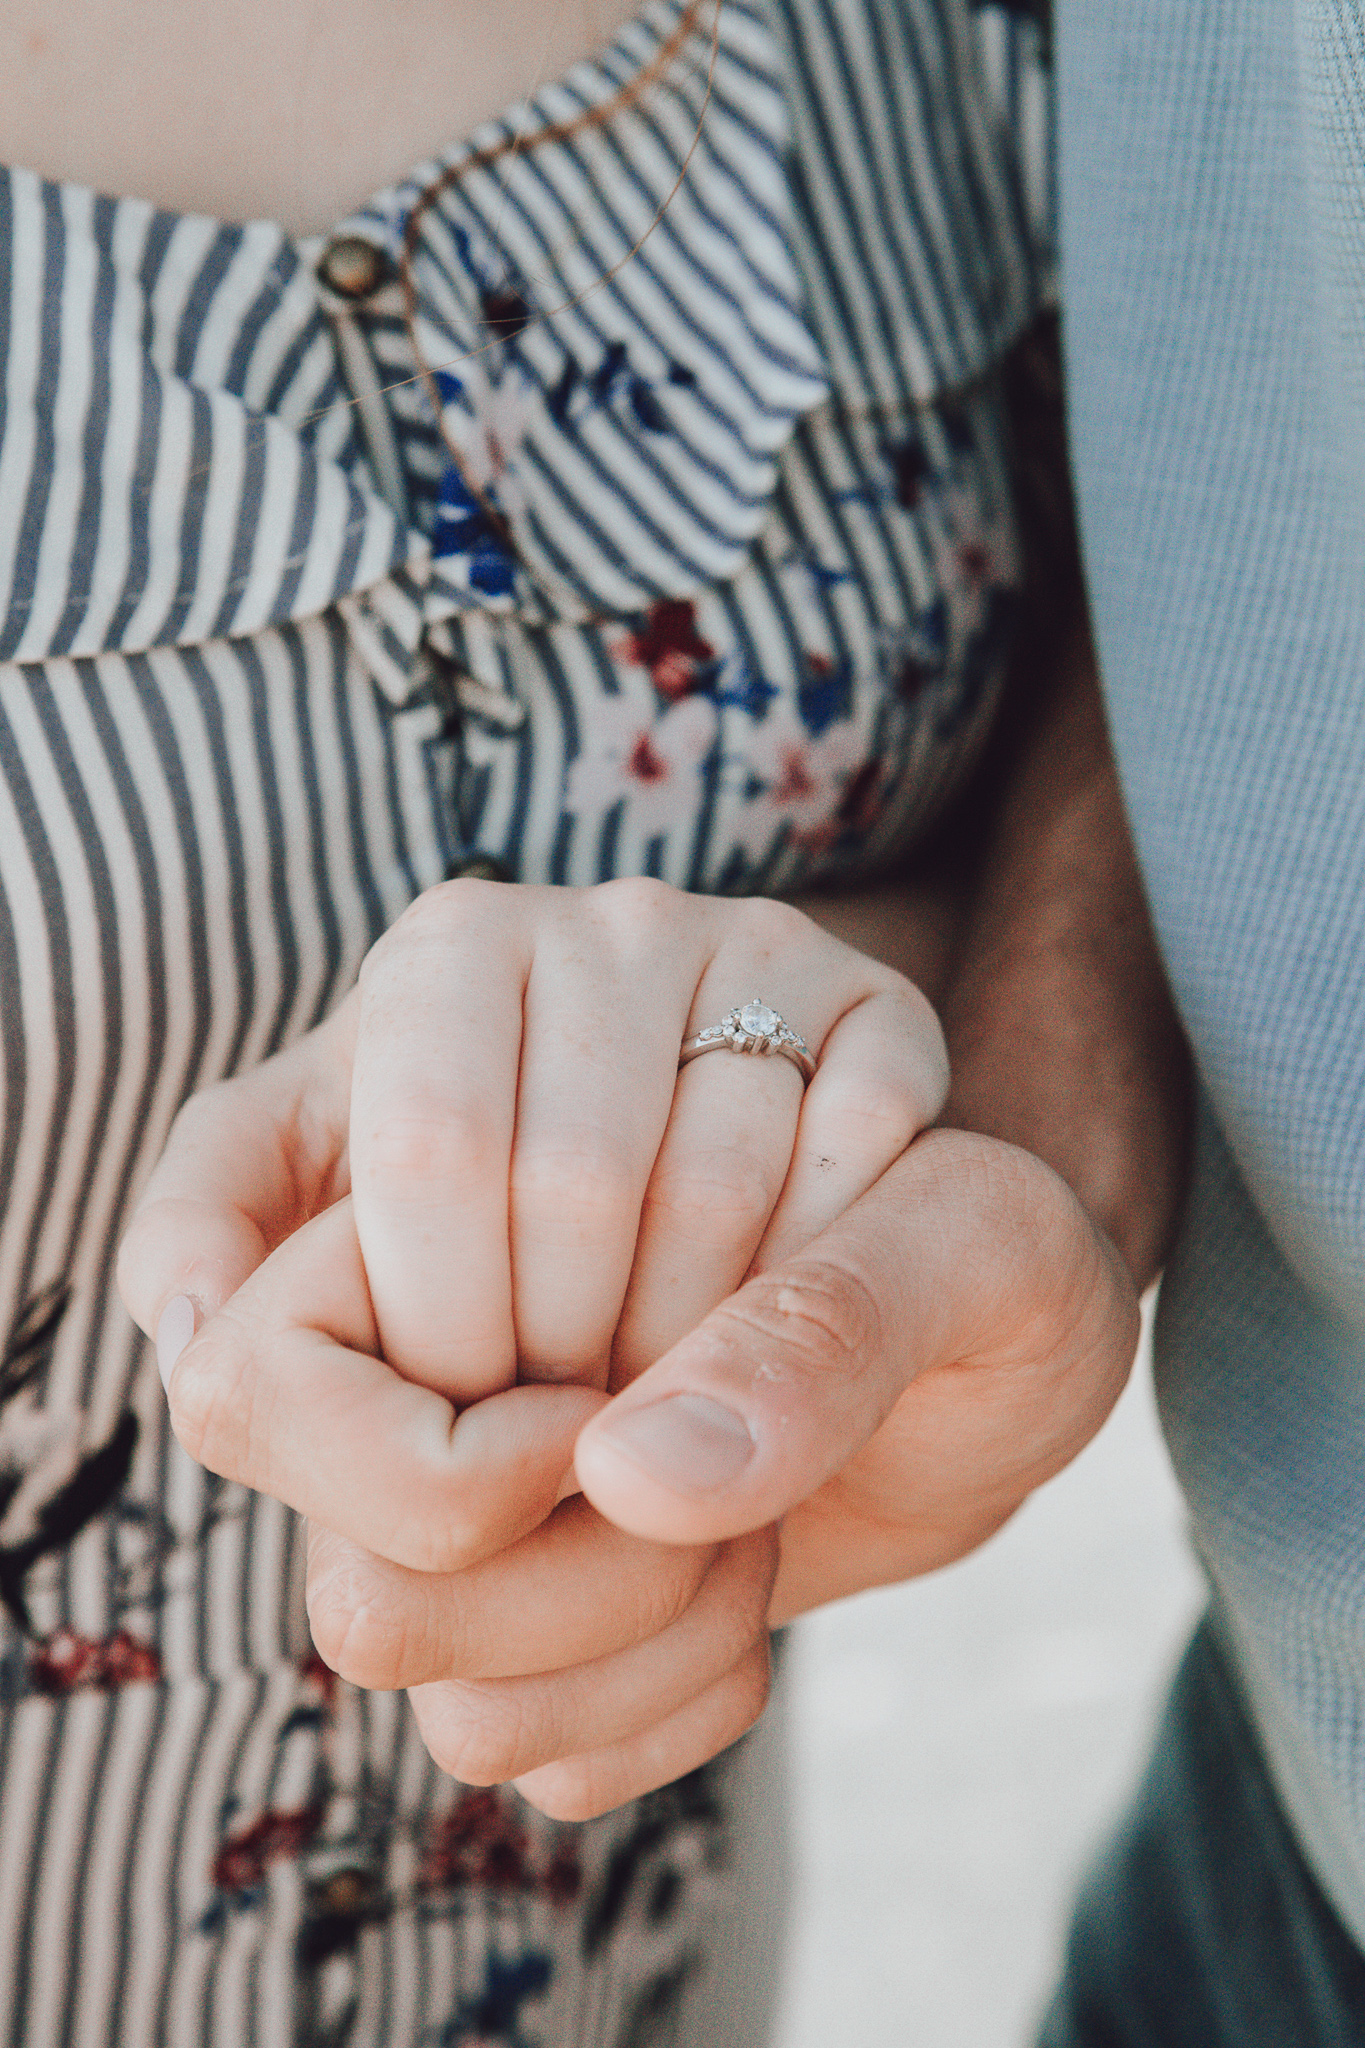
[678,998,815,1083]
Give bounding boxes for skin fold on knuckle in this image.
[306,1561,419,1690]
[928,1135,1139,1437]
[631,1541,715,1643]
[901,984,951,1109]
[510,1128,639,1247]
[643,1145,785,1246]
[996,1158,1137,1380]
[357,1093,501,1200]
[809,1069,923,1167]
[698,1537,778,1668]
[413,1679,558,1785]
[165,1311,262,1477]
[715,1256,883,1394]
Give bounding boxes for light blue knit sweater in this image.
[1059,0,1365,1943]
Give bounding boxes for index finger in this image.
[164,1195,605,1572]
[116,1007,356,1342]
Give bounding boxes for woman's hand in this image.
[116,877,955,1815]
[119,877,947,1556]
[122,877,947,1413]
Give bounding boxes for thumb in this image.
[573,1130,1138,1545]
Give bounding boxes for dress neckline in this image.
[0,0,702,248]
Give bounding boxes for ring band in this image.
[678,998,816,1084]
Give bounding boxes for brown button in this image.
[317,235,391,301]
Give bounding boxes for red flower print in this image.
[29,1626,162,1696]
[616,600,716,700]
[955,538,994,590]
[212,1804,325,1893]
[564,695,717,837]
[730,706,869,860]
[98,1629,162,1686]
[299,1649,339,1707]
[540,1842,583,1908]
[417,1790,582,1905]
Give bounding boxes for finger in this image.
[304,1496,718,1686]
[609,1029,804,1386]
[753,982,948,1271]
[116,1008,355,1340]
[509,887,699,1386]
[576,1129,1138,1545]
[511,1638,772,1822]
[610,909,865,1382]
[404,1526,776,1783]
[610,909,939,1384]
[165,1197,604,1571]
[348,879,529,1402]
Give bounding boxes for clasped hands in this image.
[118,877,1137,1820]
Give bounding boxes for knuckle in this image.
[114,1204,166,1319]
[165,1316,254,1472]
[358,879,499,985]
[727,1642,772,1732]
[360,1096,499,1195]
[423,1686,557,1785]
[396,876,498,940]
[723,1258,882,1384]
[385,1500,493,1579]
[645,1146,783,1245]
[939,1134,1133,1365]
[628,1539,716,1641]
[515,1759,610,1824]
[720,1533,781,1645]
[592,875,680,940]
[909,992,951,1102]
[734,895,814,962]
[306,1564,410,1688]
[814,1071,921,1161]
[638,1556,706,1641]
[511,1128,638,1240]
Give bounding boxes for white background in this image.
[776,1303,1204,2047]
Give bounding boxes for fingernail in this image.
[155,1296,197,1394]
[596,1394,755,1495]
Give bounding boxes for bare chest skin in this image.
[0,0,642,233]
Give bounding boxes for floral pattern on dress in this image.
[563,695,719,837]
[729,701,870,858]
[0,1284,161,1691]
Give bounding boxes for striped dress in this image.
[0,2,1050,2042]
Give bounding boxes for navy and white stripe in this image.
[0,2,1050,2043]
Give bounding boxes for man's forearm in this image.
[939,618,1193,1290]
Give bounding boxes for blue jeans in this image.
[1037,1618,1365,2047]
